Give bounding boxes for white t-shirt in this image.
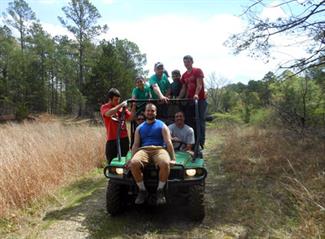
[168,123,195,150]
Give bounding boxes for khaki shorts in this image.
[131,146,171,167]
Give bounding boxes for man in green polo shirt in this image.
[149,62,170,102]
[148,62,171,120]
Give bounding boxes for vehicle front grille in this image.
[142,167,184,181]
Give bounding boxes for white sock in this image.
[157,181,166,190]
[137,181,146,191]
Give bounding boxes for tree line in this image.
[0,0,147,119]
[1,0,324,131]
[219,0,325,132]
[206,68,325,132]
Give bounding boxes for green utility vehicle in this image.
[103,99,207,221]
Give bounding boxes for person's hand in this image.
[160,96,169,103]
[204,90,208,99]
[172,137,181,142]
[186,150,194,157]
[193,94,199,100]
[170,159,176,165]
[120,100,127,108]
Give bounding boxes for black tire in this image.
[106,180,127,216]
[187,184,205,221]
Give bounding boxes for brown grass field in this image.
[0,119,324,238]
[215,125,325,237]
[0,121,105,217]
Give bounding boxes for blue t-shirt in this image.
[139,119,165,147]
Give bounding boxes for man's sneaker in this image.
[156,189,166,205]
[135,190,148,204]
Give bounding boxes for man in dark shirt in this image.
[168,69,182,98]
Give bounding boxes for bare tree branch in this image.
[226,0,325,73]
[239,0,264,17]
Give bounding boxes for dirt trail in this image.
[16,130,248,239]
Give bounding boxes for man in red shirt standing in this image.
[179,55,207,148]
[100,88,133,163]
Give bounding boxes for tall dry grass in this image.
[0,122,105,217]
[218,126,325,237]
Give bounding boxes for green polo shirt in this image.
[149,73,170,99]
[132,85,151,100]
[132,85,151,113]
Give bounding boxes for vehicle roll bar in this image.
[127,98,195,103]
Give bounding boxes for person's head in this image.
[171,69,181,81]
[135,76,145,89]
[107,88,121,106]
[174,111,185,127]
[144,103,157,121]
[136,113,145,125]
[183,55,193,70]
[154,62,164,77]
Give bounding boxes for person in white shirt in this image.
[168,111,195,154]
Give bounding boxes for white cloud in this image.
[101,13,280,83]
[42,22,75,39]
[260,1,288,21]
[3,8,307,84]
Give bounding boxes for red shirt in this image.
[180,67,205,99]
[100,103,131,141]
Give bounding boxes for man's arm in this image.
[162,125,176,161]
[178,83,186,99]
[194,77,203,99]
[185,143,193,151]
[185,127,195,152]
[104,101,127,117]
[152,84,169,102]
[131,127,141,156]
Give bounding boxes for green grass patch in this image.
[208,108,276,129]
[249,108,274,126]
[208,112,243,129]
[0,168,106,238]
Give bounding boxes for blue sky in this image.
[1,0,246,22]
[0,0,308,85]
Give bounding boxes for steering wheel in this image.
[171,139,187,151]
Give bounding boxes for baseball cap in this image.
[154,62,164,69]
[135,76,144,81]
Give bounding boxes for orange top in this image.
[100,103,131,141]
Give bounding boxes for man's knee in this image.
[157,159,170,171]
[129,158,143,171]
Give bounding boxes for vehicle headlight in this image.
[115,167,124,175]
[186,169,196,177]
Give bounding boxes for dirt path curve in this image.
[31,130,248,239]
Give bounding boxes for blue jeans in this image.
[183,99,207,147]
[198,99,207,146]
